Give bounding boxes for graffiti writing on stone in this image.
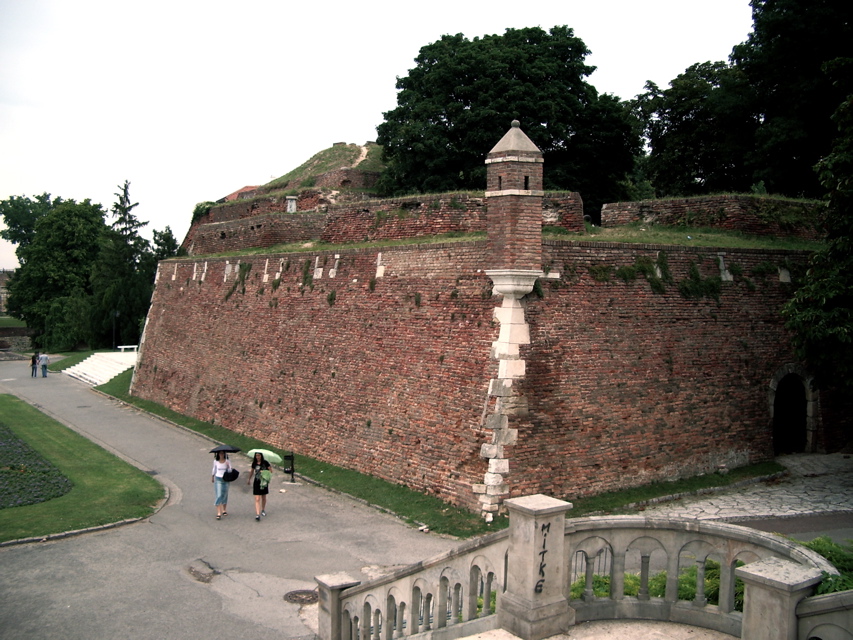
[534,522,550,593]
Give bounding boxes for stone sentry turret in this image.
[477,121,545,519]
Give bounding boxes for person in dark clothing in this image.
[247,451,271,521]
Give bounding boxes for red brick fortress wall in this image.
[320,194,487,244]
[187,212,327,255]
[184,192,585,255]
[132,240,832,510]
[601,195,824,240]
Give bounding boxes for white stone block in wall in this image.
[494,428,518,446]
[484,472,504,486]
[484,414,508,430]
[481,443,500,458]
[480,499,501,512]
[486,484,509,496]
[499,359,526,379]
[494,306,527,325]
[498,321,530,345]
[489,378,515,396]
[497,396,529,416]
[491,342,520,359]
[472,484,487,494]
[489,458,510,474]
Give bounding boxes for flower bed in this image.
[0,422,72,508]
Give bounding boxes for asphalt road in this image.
[0,359,457,640]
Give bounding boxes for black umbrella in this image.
[209,444,241,453]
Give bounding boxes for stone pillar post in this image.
[735,557,823,640]
[286,195,298,212]
[316,572,361,640]
[498,494,574,640]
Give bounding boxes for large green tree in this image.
[376,26,640,218]
[6,199,107,345]
[0,193,63,258]
[633,62,757,196]
[90,181,153,347]
[636,0,853,198]
[732,0,853,198]
[783,61,853,389]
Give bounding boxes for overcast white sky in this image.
[0,0,755,270]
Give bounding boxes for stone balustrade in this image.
[317,495,845,640]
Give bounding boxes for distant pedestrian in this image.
[38,352,49,377]
[30,353,38,378]
[247,451,271,521]
[211,451,232,519]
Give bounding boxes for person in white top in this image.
[38,352,50,377]
[211,451,232,519]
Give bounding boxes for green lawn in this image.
[0,316,26,328]
[0,394,164,543]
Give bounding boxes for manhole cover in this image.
[284,590,319,604]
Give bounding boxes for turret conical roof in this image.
[488,120,541,154]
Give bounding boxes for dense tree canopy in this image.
[6,199,107,344]
[635,0,853,198]
[376,26,640,218]
[732,0,853,198]
[90,181,153,347]
[783,61,853,389]
[2,183,180,350]
[633,62,757,196]
[0,193,63,256]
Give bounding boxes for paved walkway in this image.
[0,358,850,640]
[638,451,853,545]
[0,361,458,640]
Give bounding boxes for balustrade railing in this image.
[317,496,844,640]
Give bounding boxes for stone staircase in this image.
[63,351,138,386]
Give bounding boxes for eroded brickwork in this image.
[132,240,840,511]
[184,192,584,256]
[601,195,824,240]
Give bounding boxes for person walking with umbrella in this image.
[247,451,272,521]
[211,448,236,520]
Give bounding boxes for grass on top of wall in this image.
[197,231,488,260]
[547,222,823,252]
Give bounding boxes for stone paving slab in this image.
[639,453,853,522]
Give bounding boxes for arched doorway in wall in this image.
[768,364,819,454]
[773,374,807,454]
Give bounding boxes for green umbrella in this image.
[247,448,283,465]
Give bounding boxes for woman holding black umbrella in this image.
[211,450,233,519]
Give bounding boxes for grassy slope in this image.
[262,142,386,192]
